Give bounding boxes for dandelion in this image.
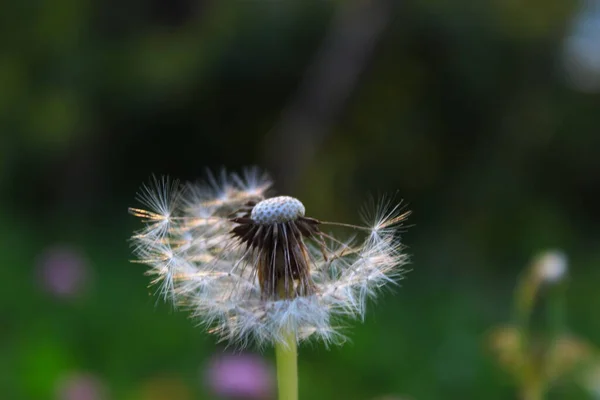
[129,168,409,400]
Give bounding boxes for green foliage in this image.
[1,0,600,399]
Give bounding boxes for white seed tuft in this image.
[129,169,408,348]
[251,196,305,225]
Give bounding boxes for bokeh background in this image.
[2,0,600,399]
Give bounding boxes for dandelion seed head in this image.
[129,168,409,348]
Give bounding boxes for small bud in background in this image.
[515,250,568,327]
[36,245,91,299]
[533,251,568,284]
[55,372,107,400]
[204,353,275,400]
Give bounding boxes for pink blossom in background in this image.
[56,372,107,400]
[204,353,274,399]
[36,245,90,298]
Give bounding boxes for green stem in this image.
[513,271,539,333]
[275,331,298,400]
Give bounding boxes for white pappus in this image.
[129,168,409,348]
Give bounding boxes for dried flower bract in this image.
[129,168,409,347]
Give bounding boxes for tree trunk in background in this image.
[266,0,392,193]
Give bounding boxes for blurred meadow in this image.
[2,0,600,399]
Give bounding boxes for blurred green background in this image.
[2,0,600,399]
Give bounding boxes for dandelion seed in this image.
[129,168,409,347]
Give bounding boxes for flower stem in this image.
[275,330,298,400]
